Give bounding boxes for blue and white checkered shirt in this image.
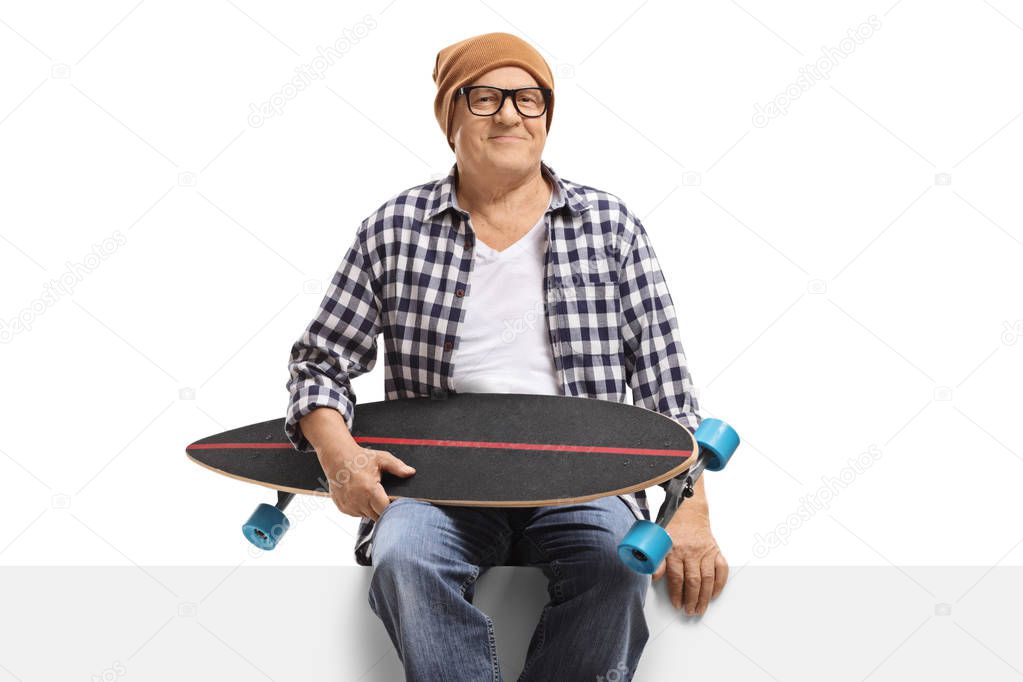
[285,160,703,566]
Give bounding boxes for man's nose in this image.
[494,94,522,123]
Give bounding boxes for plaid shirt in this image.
[285,160,703,566]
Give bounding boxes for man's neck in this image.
[455,164,550,217]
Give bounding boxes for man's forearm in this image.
[299,407,360,456]
[673,475,710,520]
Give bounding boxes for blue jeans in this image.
[367,495,651,681]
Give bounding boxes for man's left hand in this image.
[651,511,728,616]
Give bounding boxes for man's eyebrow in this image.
[469,84,540,89]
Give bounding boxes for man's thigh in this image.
[371,498,516,568]
[516,495,645,589]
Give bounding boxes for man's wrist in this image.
[668,502,710,528]
[662,474,710,519]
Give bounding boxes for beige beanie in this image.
[432,32,555,151]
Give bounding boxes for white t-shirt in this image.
[451,184,562,396]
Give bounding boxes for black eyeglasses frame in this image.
[455,85,552,118]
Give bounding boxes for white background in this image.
[2,1,1021,574]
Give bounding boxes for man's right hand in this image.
[316,445,416,523]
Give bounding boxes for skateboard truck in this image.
[617,418,740,574]
[242,490,295,550]
[653,459,707,527]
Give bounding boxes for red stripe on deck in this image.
[188,437,690,458]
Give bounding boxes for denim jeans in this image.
[367,495,651,681]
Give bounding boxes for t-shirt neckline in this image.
[461,183,556,260]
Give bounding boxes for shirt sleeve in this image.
[618,216,704,453]
[284,224,382,452]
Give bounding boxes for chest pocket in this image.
[557,274,623,356]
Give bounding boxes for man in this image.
[285,31,727,681]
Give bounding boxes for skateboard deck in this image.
[187,392,697,506]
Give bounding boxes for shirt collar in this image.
[425,159,590,221]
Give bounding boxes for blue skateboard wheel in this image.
[694,419,739,472]
[618,520,673,574]
[242,503,290,550]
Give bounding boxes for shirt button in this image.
[443,340,453,351]
[455,288,465,297]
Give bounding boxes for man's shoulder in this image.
[358,177,443,239]
[558,175,645,243]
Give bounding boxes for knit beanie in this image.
[432,32,555,152]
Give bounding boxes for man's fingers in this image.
[652,560,666,582]
[367,500,383,523]
[378,451,416,477]
[682,556,702,615]
[329,489,348,516]
[368,486,391,523]
[665,559,684,609]
[712,551,729,599]
[695,552,716,615]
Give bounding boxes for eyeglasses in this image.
[456,86,551,118]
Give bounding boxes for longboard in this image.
[187,392,698,506]
[186,392,738,571]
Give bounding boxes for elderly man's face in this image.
[449,66,548,172]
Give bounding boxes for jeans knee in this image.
[620,564,652,604]
[368,544,424,600]
[587,552,651,603]
[604,560,651,647]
